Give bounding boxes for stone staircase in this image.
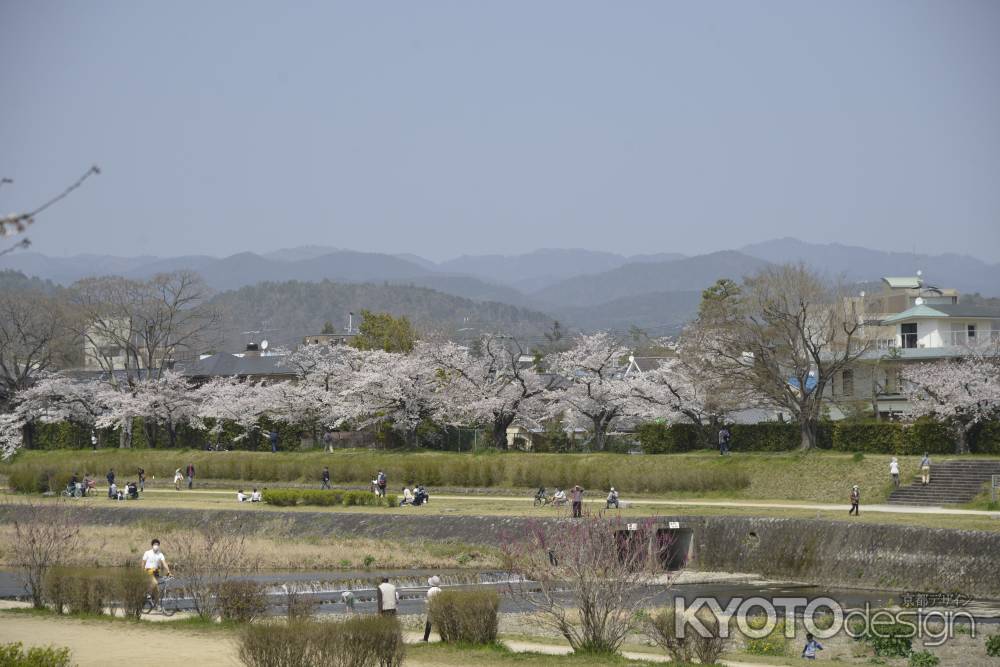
[887,459,1000,506]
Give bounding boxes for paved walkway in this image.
[142,488,1000,517]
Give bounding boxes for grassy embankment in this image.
[7,448,985,503]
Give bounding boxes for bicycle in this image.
[142,575,178,616]
[533,494,552,507]
[61,484,83,499]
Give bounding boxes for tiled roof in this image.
[883,277,922,289]
[882,303,1000,323]
[176,353,295,378]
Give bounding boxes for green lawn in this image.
[8,448,994,503]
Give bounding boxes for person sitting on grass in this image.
[413,485,429,506]
[126,481,139,500]
[552,488,567,506]
[237,489,248,502]
[250,488,262,502]
[400,486,414,506]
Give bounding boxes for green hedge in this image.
[971,421,1000,454]
[832,419,972,455]
[638,421,832,453]
[263,488,398,508]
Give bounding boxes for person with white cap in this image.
[849,485,860,516]
[606,487,619,509]
[422,575,442,641]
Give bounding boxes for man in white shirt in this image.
[552,488,567,506]
[237,489,247,502]
[377,577,398,615]
[400,487,414,506]
[422,575,442,641]
[250,488,262,502]
[141,539,171,596]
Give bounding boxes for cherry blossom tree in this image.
[343,344,443,445]
[542,332,644,451]
[193,376,269,443]
[1,373,104,455]
[95,372,199,448]
[430,335,552,449]
[902,348,1000,454]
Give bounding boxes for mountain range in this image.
[3,238,998,337]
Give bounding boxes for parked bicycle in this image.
[142,575,178,616]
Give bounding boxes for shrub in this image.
[429,590,500,644]
[986,633,1000,657]
[65,569,111,615]
[690,610,729,665]
[908,650,940,667]
[971,421,1000,454]
[0,643,73,667]
[742,616,788,656]
[284,586,318,621]
[901,419,954,455]
[833,422,903,453]
[856,620,914,657]
[644,608,693,663]
[216,579,268,623]
[42,567,72,614]
[238,621,311,667]
[730,422,800,451]
[112,567,152,620]
[239,617,404,667]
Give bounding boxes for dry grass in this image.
[0,522,500,572]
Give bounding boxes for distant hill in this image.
[207,280,555,350]
[438,248,638,292]
[531,251,770,307]
[741,238,1000,296]
[552,289,702,334]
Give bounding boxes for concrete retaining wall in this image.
[3,506,997,597]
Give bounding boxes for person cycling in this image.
[141,539,172,598]
[535,486,547,501]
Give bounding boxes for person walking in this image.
[718,426,732,456]
[422,575,442,641]
[570,485,584,518]
[137,467,146,493]
[185,463,195,490]
[106,468,116,498]
[376,577,398,616]
[91,430,98,451]
[321,466,331,490]
[920,453,931,485]
[889,458,900,488]
[801,633,824,660]
[849,485,860,516]
[269,430,279,453]
[173,468,183,490]
[376,470,387,498]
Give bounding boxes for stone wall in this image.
[2,506,997,597]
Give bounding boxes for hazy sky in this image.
[2,1,999,262]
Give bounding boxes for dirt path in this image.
[142,488,999,516]
[0,615,242,666]
[2,615,786,667]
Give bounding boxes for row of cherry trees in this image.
[2,330,997,457]
[0,332,708,457]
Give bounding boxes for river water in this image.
[3,569,997,623]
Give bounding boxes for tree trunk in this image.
[168,421,178,449]
[591,417,607,452]
[954,425,970,455]
[492,414,515,450]
[120,418,133,449]
[21,421,35,450]
[799,417,817,450]
[144,419,157,449]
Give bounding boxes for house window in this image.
[842,370,854,397]
[968,324,977,341]
[900,323,917,349]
